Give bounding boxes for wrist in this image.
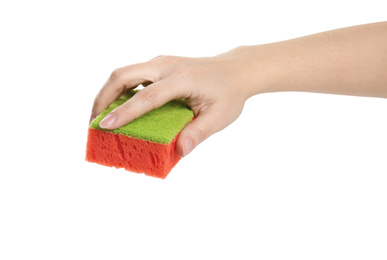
[221,44,286,99]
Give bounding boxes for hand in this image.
[91,51,256,157]
[91,22,387,158]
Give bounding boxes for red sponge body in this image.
[86,128,181,179]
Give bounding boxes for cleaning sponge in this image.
[86,90,194,178]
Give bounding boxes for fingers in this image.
[175,110,220,157]
[99,80,184,129]
[91,62,160,119]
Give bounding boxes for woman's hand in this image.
[91,22,387,157]
[91,51,259,157]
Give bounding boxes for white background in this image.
[1,0,386,259]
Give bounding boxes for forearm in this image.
[235,22,387,98]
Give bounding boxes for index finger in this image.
[91,62,160,118]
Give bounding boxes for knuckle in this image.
[160,55,176,63]
[118,103,134,117]
[190,125,207,141]
[136,90,157,108]
[175,66,194,78]
[153,55,178,65]
[171,66,196,85]
[151,55,165,60]
[109,68,123,80]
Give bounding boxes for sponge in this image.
[86,90,194,178]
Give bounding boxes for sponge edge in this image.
[86,90,194,178]
[86,128,181,178]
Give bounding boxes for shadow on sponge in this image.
[86,90,194,179]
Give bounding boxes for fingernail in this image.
[182,139,193,157]
[99,113,117,129]
[89,114,96,125]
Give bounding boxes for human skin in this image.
[91,22,387,157]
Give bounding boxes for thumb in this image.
[176,111,219,157]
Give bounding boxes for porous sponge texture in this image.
[90,90,194,144]
[86,90,194,178]
[86,128,180,178]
